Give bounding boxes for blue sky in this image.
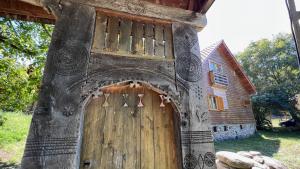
[198,0,300,54]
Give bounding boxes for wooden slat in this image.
[154,25,165,57]
[145,23,155,56]
[132,21,145,55]
[164,25,174,59]
[119,19,132,53]
[93,14,107,51]
[106,16,120,51]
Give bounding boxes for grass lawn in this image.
[0,113,299,169]
[0,112,31,166]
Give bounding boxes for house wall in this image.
[202,48,256,140]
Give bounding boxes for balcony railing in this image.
[209,71,229,87]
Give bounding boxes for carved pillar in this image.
[21,2,95,169]
[173,23,216,169]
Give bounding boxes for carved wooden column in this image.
[21,2,95,169]
[173,23,216,169]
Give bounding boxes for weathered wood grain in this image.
[65,0,208,29]
[154,25,164,57]
[164,25,174,59]
[145,23,155,56]
[119,18,132,53]
[80,85,180,169]
[92,14,107,50]
[106,16,120,51]
[132,21,144,55]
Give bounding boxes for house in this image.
[201,40,257,141]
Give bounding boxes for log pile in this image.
[216,151,287,169]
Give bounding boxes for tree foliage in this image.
[0,17,53,112]
[237,33,300,129]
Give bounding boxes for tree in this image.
[237,33,300,128]
[0,17,53,112]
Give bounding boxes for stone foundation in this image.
[212,123,256,141]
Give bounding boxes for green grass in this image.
[215,129,300,169]
[0,112,32,165]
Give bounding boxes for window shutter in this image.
[219,97,224,111]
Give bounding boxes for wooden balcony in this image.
[209,71,229,87]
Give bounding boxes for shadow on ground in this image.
[0,162,19,169]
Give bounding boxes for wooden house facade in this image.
[201,41,257,141]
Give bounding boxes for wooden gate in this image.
[80,84,181,169]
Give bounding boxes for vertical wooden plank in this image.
[106,16,119,52]
[154,24,165,57]
[119,19,132,53]
[99,90,114,169]
[92,14,107,51]
[141,89,154,169]
[111,88,124,169]
[123,87,138,169]
[132,21,144,55]
[145,23,155,56]
[135,87,142,169]
[164,25,174,59]
[153,93,167,169]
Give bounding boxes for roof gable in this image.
[201,40,256,94]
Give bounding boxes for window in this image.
[213,126,217,132]
[213,88,229,109]
[209,61,223,74]
[224,126,228,131]
[208,95,224,111]
[240,125,243,130]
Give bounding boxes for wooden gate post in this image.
[173,23,216,169]
[21,2,95,169]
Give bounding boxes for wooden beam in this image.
[66,0,207,29]
[0,0,55,24]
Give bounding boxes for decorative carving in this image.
[63,104,75,117]
[204,152,215,167]
[92,90,103,99]
[129,81,141,88]
[159,95,165,107]
[137,94,144,107]
[183,153,198,169]
[198,154,204,169]
[102,93,110,107]
[176,52,201,82]
[181,131,213,146]
[23,137,77,157]
[122,94,129,107]
[53,41,89,76]
[125,0,146,14]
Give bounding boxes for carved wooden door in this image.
[80,85,181,169]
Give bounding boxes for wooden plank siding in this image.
[202,46,256,125]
